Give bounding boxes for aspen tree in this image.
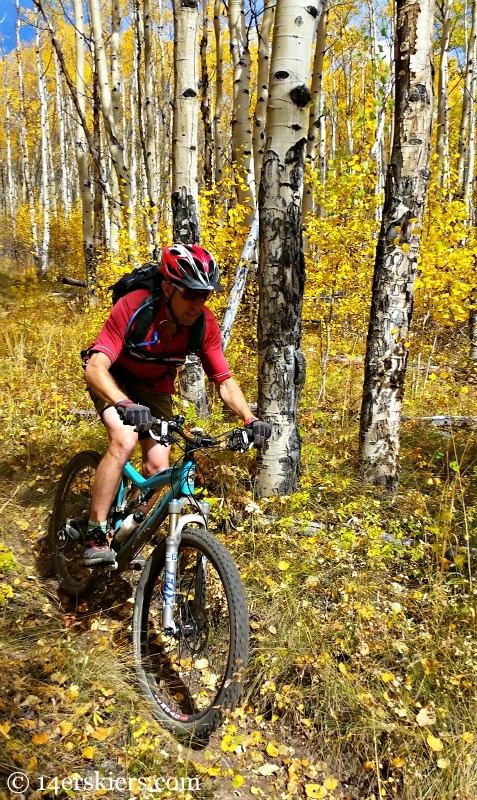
[457,0,477,197]
[172,0,209,417]
[213,0,225,185]
[89,0,136,247]
[256,0,321,497]
[36,22,50,275]
[200,0,213,189]
[436,0,453,191]
[54,49,70,214]
[252,0,275,190]
[73,0,96,287]
[15,0,40,272]
[303,0,328,218]
[228,0,255,217]
[359,0,436,491]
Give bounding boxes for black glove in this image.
[115,400,153,433]
[245,418,272,448]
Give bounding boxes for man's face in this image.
[163,281,211,326]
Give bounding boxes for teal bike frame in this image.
[109,451,210,633]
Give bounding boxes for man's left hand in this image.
[245,418,272,448]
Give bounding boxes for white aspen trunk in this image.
[16,0,39,272]
[457,0,477,193]
[200,0,213,189]
[36,23,50,276]
[228,0,255,216]
[73,0,96,289]
[54,50,70,214]
[213,0,225,185]
[89,0,136,246]
[143,0,159,253]
[464,34,476,219]
[359,0,436,490]
[172,0,208,417]
[256,0,319,497]
[367,0,387,218]
[436,0,453,190]
[5,87,17,238]
[221,212,259,351]
[252,0,275,190]
[303,0,327,218]
[111,0,122,132]
[172,0,200,242]
[330,50,336,161]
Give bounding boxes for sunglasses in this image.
[175,286,212,303]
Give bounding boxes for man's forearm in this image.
[217,378,256,423]
[84,353,129,406]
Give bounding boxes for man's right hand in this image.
[115,400,153,433]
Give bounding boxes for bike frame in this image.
[110,449,210,633]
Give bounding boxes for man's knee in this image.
[141,443,170,477]
[108,430,137,462]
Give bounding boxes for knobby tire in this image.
[132,527,249,738]
[50,451,101,598]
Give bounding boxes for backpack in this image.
[109,261,206,364]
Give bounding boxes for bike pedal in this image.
[130,557,146,571]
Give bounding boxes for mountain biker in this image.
[83,243,271,565]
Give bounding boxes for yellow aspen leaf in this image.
[0,722,11,739]
[401,243,410,252]
[207,765,221,777]
[67,685,79,700]
[266,742,280,757]
[232,775,245,788]
[437,758,450,769]
[65,742,74,752]
[59,721,73,737]
[268,625,277,635]
[427,734,443,752]
[462,732,474,744]
[27,756,37,771]
[380,672,395,683]
[82,745,96,759]
[32,732,50,745]
[277,561,290,571]
[305,785,328,799]
[323,778,338,791]
[364,761,376,770]
[15,520,29,531]
[92,727,113,741]
[392,757,405,768]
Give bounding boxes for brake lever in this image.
[228,429,253,452]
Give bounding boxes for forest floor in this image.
[2,272,477,799]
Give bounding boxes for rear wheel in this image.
[50,451,101,598]
[133,527,249,738]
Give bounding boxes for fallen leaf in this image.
[32,732,50,745]
[416,707,436,726]
[82,745,96,759]
[427,734,444,752]
[277,561,290,571]
[462,732,474,744]
[59,721,73,737]
[392,756,405,768]
[92,727,112,741]
[0,722,11,739]
[266,742,279,758]
[305,785,328,799]
[232,775,245,788]
[323,777,338,790]
[380,672,395,683]
[256,763,279,776]
[437,758,450,769]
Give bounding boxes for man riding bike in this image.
[83,243,271,565]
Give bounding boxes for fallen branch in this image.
[62,277,87,288]
[402,415,477,428]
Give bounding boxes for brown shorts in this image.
[89,385,173,433]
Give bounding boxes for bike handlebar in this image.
[148,415,255,451]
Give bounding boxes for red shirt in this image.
[90,290,232,393]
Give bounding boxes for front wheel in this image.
[133,528,249,738]
[50,451,101,599]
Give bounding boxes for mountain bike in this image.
[50,415,252,737]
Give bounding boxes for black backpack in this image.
[108,261,206,364]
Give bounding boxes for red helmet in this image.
[160,244,224,291]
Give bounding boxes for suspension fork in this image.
[162,498,210,634]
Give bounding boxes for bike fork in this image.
[162,499,210,635]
